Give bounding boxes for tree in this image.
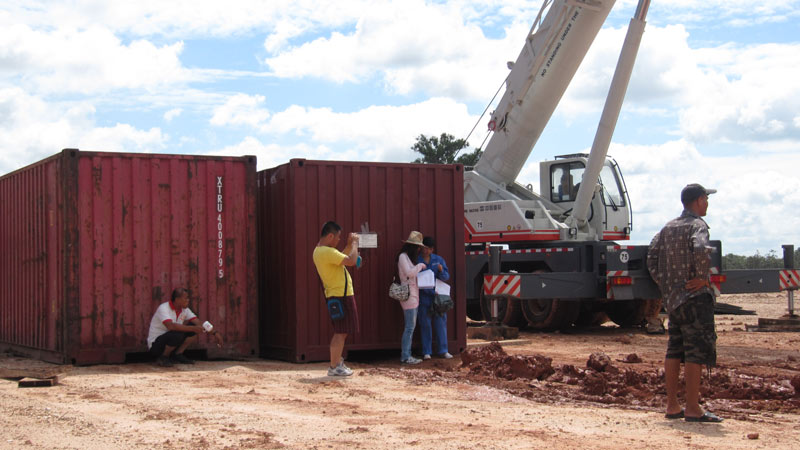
[722,248,797,270]
[411,133,482,166]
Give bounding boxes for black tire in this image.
[466,300,483,321]
[520,299,580,330]
[479,294,526,328]
[574,300,609,327]
[605,299,657,327]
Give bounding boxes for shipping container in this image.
[258,159,466,362]
[0,149,258,364]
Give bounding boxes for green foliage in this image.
[411,133,483,166]
[722,248,799,270]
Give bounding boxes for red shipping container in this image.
[258,159,466,362]
[0,149,258,365]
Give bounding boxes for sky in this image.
[1,0,798,256]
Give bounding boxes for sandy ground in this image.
[2,292,799,449]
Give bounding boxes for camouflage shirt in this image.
[647,210,714,313]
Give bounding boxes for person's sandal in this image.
[685,411,723,423]
[664,409,684,419]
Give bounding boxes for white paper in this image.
[356,232,377,248]
[435,279,450,296]
[417,269,435,289]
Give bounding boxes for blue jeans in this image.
[418,294,448,356]
[401,307,418,361]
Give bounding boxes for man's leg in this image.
[433,312,448,355]
[683,294,718,420]
[664,357,682,415]
[175,334,197,355]
[665,305,687,416]
[151,331,188,367]
[417,301,433,357]
[645,298,665,334]
[684,362,704,417]
[330,333,347,368]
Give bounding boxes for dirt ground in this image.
[2,292,800,449]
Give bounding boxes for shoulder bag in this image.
[388,276,410,302]
[324,268,348,321]
[432,293,454,315]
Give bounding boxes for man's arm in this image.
[646,232,661,284]
[340,233,360,266]
[686,224,712,293]
[436,255,450,282]
[164,320,203,334]
[186,317,223,347]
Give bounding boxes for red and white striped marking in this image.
[709,267,722,296]
[466,249,488,256]
[605,270,628,299]
[780,269,800,290]
[483,275,521,297]
[501,247,574,255]
[467,247,575,256]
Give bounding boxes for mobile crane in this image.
[463,0,798,329]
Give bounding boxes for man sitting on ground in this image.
[147,288,222,367]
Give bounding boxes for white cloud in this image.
[605,139,800,254]
[0,0,367,40]
[641,0,800,27]
[2,0,798,257]
[678,42,800,146]
[210,94,270,128]
[263,1,523,101]
[209,96,476,162]
[207,136,341,171]
[0,24,188,94]
[0,87,167,173]
[555,22,800,151]
[164,108,182,121]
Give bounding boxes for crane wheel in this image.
[605,299,658,327]
[574,300,609,327]
[479,294,526,328]
[520,299,579,330]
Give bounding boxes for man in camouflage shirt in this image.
[647,183,723,423]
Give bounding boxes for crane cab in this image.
[540,154,632,240]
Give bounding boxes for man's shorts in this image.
[330,295,360,335]
[666,293,717,366]
[149,330,196,358]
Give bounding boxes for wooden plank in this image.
[18,376,59,388]
[0,365,66,379]
[0,355,69,379]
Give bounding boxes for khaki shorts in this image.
[666,294,717,367]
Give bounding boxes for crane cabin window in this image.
[550,163,585,203]
[599,165,626,207]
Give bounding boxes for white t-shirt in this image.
[147,302,197,348]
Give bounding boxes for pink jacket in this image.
[397,252,426,310]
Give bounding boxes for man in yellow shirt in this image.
[313,221,361,376]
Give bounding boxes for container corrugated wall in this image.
[0,149,258,364]
[258,159,466,362]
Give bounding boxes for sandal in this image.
[664,409,684,419]
[685,411,723,423]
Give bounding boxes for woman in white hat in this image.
[396,231,427,364]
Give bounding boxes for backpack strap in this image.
[342,266,350,297]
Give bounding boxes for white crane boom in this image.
[568,0,650,229]
[471,0,615,192]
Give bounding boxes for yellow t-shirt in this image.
[313,245,354,298]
